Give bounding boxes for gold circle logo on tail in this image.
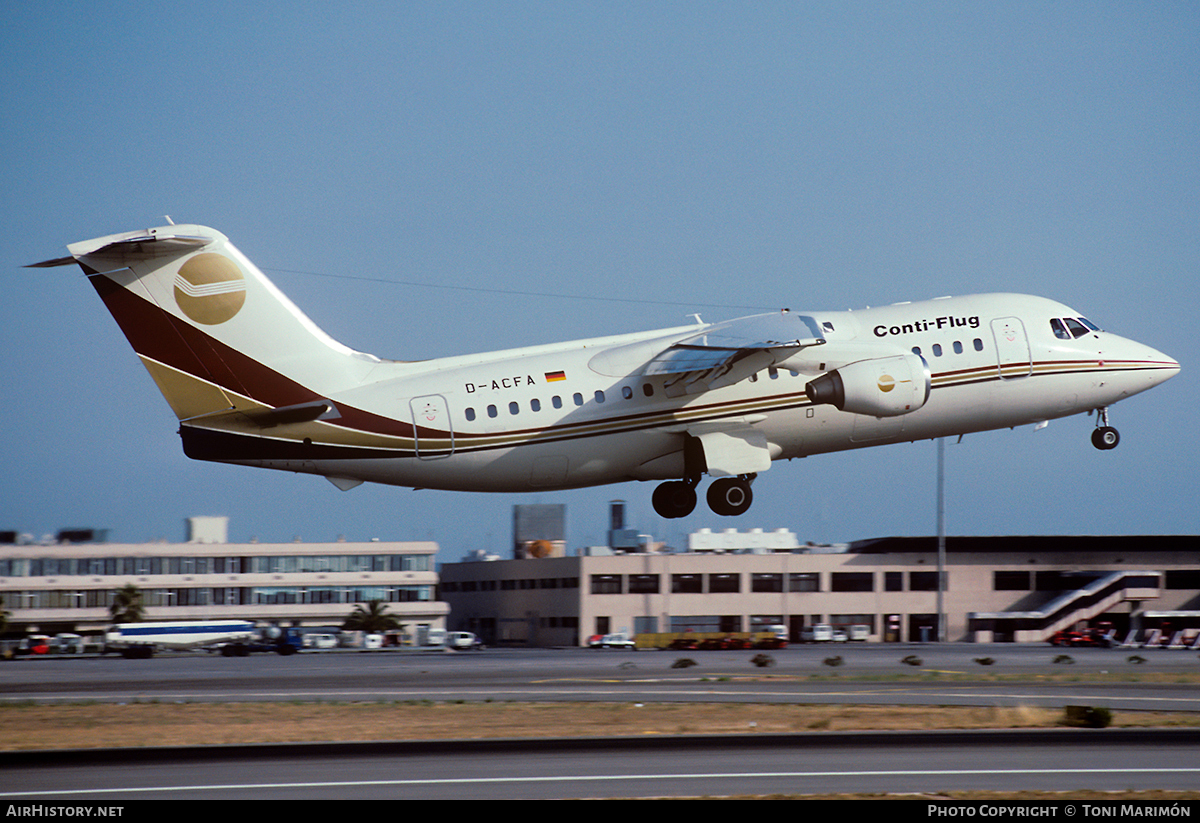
[174,253,247,325]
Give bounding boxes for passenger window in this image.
[594,390,606,403]
[953,341,963,355]
[932,343,943,357]
[530,398,541,412]
[974,338,984,351]
[642,384,654,397]
[487,405,498,418]
[509,401,519,415]
[465,407,476,422]
[622,386,633,400]
[912,346,922,356]
[553,396,563,409]
[573,393,584,406]
[768,367,779,379]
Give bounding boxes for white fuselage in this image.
[41,224,1178,518]
[250,293,1177,493]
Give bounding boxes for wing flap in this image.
[648,311,826,397]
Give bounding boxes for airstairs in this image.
[968,571,1161,643]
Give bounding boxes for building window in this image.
[627,574,660,594]
[994,571,1032,591]
[671,574,702,594]
[590,574,622,594]
[884,571,903,592]
[788,573,819,592]
[1166,570,1200,589]
[708,573,740,593]
[909,571,943,591]
[831,572,873,592]
[751,573,783,592]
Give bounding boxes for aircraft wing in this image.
[646,311,826,397]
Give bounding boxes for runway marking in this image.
[7,767,1200,797]
[4,687,1200,707]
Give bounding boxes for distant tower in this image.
[513,504,566,559]
[607,500,641,552]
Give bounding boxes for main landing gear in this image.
[652,474,756,519]
[1091,407,1120,451]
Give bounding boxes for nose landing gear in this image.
[1092,407,1120,450]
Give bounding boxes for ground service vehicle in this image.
[105,620,256,658]
[589,633,636,649]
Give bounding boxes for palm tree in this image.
[109,583,145,623]
[342,599,401,633]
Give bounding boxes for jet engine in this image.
[805,353,931,417]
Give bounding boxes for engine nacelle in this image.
[805,353,931,417]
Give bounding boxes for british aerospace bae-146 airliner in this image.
[32,223,1179,519]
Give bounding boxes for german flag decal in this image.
[545,370,566,382]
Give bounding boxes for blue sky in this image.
[2,2,1195,564]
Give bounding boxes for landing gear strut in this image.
[1091,407,1120,451]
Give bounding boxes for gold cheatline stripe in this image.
[190,357,1172,456]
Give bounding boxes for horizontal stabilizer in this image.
[241,400,340,428]
[27,228,212,270]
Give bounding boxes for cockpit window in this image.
[1052,317,1100,340]
[1063,318,1090,338]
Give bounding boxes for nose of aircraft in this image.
[1106,336,1180,395]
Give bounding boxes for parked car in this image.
[445,631,483,650]
[800,624,833,643]
[589,633,636,649]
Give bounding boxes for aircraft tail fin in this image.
[32,224,379,422]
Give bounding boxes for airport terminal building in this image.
[0,518,446,637]
[439,531,1200,646]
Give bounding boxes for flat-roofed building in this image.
[439,533,1200,646]
[0,525,445,635]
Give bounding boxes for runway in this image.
[3,644,1198,799]
[3,730,1199,800]
[2,644,1198,712]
